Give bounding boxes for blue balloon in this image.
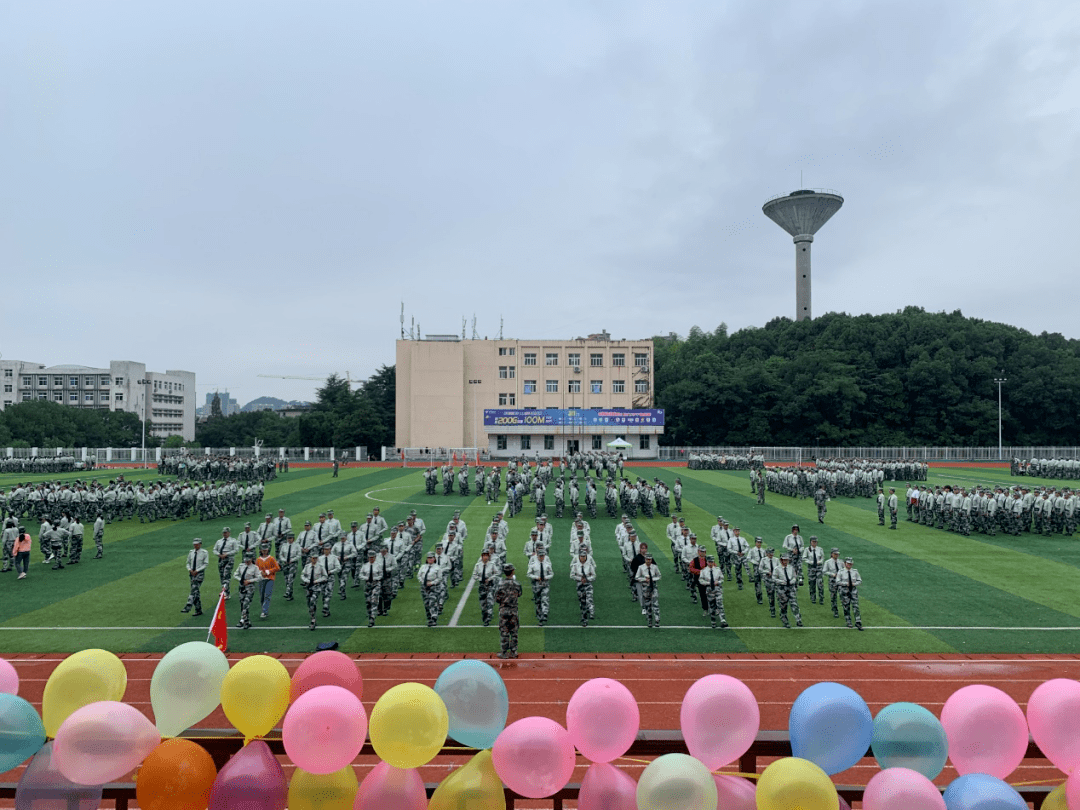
[788,682,873,775]
[943,774,1027,810]
[434,659,509,750]
[872,702,949,778]
[0,693,47,772]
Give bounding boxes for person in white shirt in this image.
[726,529,749,589]
[698,555,728,630]
[213,529,239,600]
[837,557,863,630]
[571,550,597,627]
[823,548,842,618]
[417,551,445,627]
[805,536,826,604]
[747,537,767,605]
[181,538,209,616]
[472,549,499,626]
[888,488,899,530]
[635,553,662,628]
[527,547,554,626]
[233,550,263,629]
[357,549,382,627]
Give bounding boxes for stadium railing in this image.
[0,731,1056,809]
[657,446,1080,461]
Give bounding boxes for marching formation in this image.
[158,455,279,481]
[906,483,1078,537]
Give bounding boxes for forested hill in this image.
[652,308,1080,447]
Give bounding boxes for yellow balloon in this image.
[1043,783,1068,810]
[429,749,506,810]
[756,757,838,810]
[43,649,127,737]
[288,765,359,810]
[220,655,290,742]
[369,682,449,769]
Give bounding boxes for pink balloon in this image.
[283,685,368,774]
[863,767,946,810]
[290,651,363,702]
[566,679,640,763]
[712,774,757,810]
[355,761,427,810]
[1027,679,1080,774]
[1067,766,1080,810]
[579,763,637,810]
[492,717,576,799]
[0,658,18,695]
[679,675,760,770]
[53,701,160,786]
[941,685,1027,779]
[209,739,287,810]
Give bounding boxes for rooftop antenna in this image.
[400,302,405,338]
[462,317,466,340]
[410,316,416,339]
[471,314,479,340]
[498,316,503,340]
[763,187,844,321]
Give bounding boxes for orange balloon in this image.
[136,738,217,810]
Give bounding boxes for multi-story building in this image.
[0,359,196,442]
[396,333,663,457]
[196,391,240,418]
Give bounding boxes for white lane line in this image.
[448,578,476,627]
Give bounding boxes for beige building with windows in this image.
[0,359,197,441]
[395,333,663,457]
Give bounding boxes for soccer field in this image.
[0,463,1077,654]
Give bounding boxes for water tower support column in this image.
[795,233,813,321]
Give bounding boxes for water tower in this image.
[762,189,843,321]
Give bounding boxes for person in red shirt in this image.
[688,545,709,616]
[255,542,281,619]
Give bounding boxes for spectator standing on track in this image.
[494,563,522,658]
[181,538,208,615]
[838,557,863,630]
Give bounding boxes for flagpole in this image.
[207,587,227,645]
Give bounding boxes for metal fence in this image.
[656,446,1080,462]
[1,447,369,463]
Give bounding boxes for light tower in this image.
[762,189,844,321]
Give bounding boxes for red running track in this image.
[3,653,1077,807]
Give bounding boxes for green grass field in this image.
[1,464,1077,654]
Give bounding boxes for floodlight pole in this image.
[138,379,150,468]
[993,375,1007,460]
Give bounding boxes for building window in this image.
[520,435,531,450]
[544,435,555,450]
[592,435,603,450]
[590,353,603,367]
[3,400,10,407]
[38,376,47,386]
[523,380,536,395]
[635,379,649,393]
[22,377,31,386]
[37,393,47,400]
[101,376,110,386]
[3,369,11,377]
[499,366,508,379]
[115,393,124,402]
[568,353,580,367]
[69,376,79,387]
[498,393,509,406]
[497,435,507,450]
[508,366,515,379]
[612,353,625,367]
[53,376,62,386]
[546,380,558,393]
[100,393,109,401]
[568,379,581,394]
[499,347,508,356]
[53,393,63,402]
[524,353,537,366]
[545,352,559,366]
[3,385,10,393]
[22,393,31,401]
[640,435,651,450]
[590,380,602,394]
[612,380,625,394]
[85,376,94,386]
[69,393,78,402]
[508,393,516,406]
[634,353,648,367]
[84,393,94,401]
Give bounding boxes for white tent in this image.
[607,437,632,458]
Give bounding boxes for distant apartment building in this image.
[0,359,196,441]
[196,391,240,418]
[396,333,663,457]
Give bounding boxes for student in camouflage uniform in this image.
[888,488,899,529]
[554,479,564,518]
[761,547,780,617]
[472,549,499,627]
[494,563,523,658]
[49,524,68,570]
[570,549,596,627]
[417,552,444,627]
[673,479,683,511]
[635,553,662,628]
[822,547,842,618]
[776,553,803,629]
[1,518,16,572]
[181,539,208,616]
[698,555,728,629]
[233,550,262,629]
[68,518,84,564]
[277,532,301,600]
[358,549,382,627]
[331,532,359,600]
[838,557,863,630]
[747,537,766,604]
[376,546,397,614]
[93,514,105,558]
[300,550,328,631]
[805,536,825,604]
[317,543,341,617]
[814,484,828,523]
[213,528,238,599]
[527,547,553,626]
[877,488,886,525]
[782,526,805,587]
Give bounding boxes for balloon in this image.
[220,655,291,743]
[14,741,103,810]
[429,749,504,810]
[1027,678,1080,774]
[150,641,230,737]
[369,683,448,769]
[789,682,873,775]
[679,674,760,770]
[53,701,160,786]
[291,650,363,703]
[566,678,639,763]
[136,738,217,810]
[434,660,509,750]
[941,685,1027,779]
[42,649,127,737]
[0,693,46,772]
[872,702,949,779]
[755,757,838,810]
[491,716,576,799]
[356,761,427,810]
[208,739,288,810]
[712,774,756,810]
[578,762,637,810]
[1043,782,1067,810]
[289,766,359,810]
[1067,767,1080,810]
[636,753,716,810]
[864,767,946,810]
[283,685,368,774]
[0,658,19,694]
[942,773,1026,810]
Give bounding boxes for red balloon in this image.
[290,652,363,703]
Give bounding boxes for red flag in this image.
[207,588,228,652]
[475,449,479,464]
[452,452,457,464]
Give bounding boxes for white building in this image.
[0,359,196,441]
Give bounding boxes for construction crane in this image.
[258,373,363,386]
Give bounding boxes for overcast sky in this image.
[2,1,1078,407]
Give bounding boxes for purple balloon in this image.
[579,762,637,810]
[15,741,103,810]
[209,740,288,810]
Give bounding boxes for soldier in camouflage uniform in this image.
[1,518,16,572]
[277,532,301,600]
[698,556,728,629]
[837,557,863,630]
[494,563,523,658]
[814,484,828,523]
[527,546,553,626]
[747,536,766,604]
[554,479,565,519]
[233,550,261,629]
[181,539,208,616]
[805,536,825,604]
[570,549,596,627]
[776,553,803,629]
[472,549,499,627]
[213,528,238,599]
[300,550,328,631]
[358,549,382,627]
[635,553,662,628]
[417,551,444,627]
[760,547,780,617]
